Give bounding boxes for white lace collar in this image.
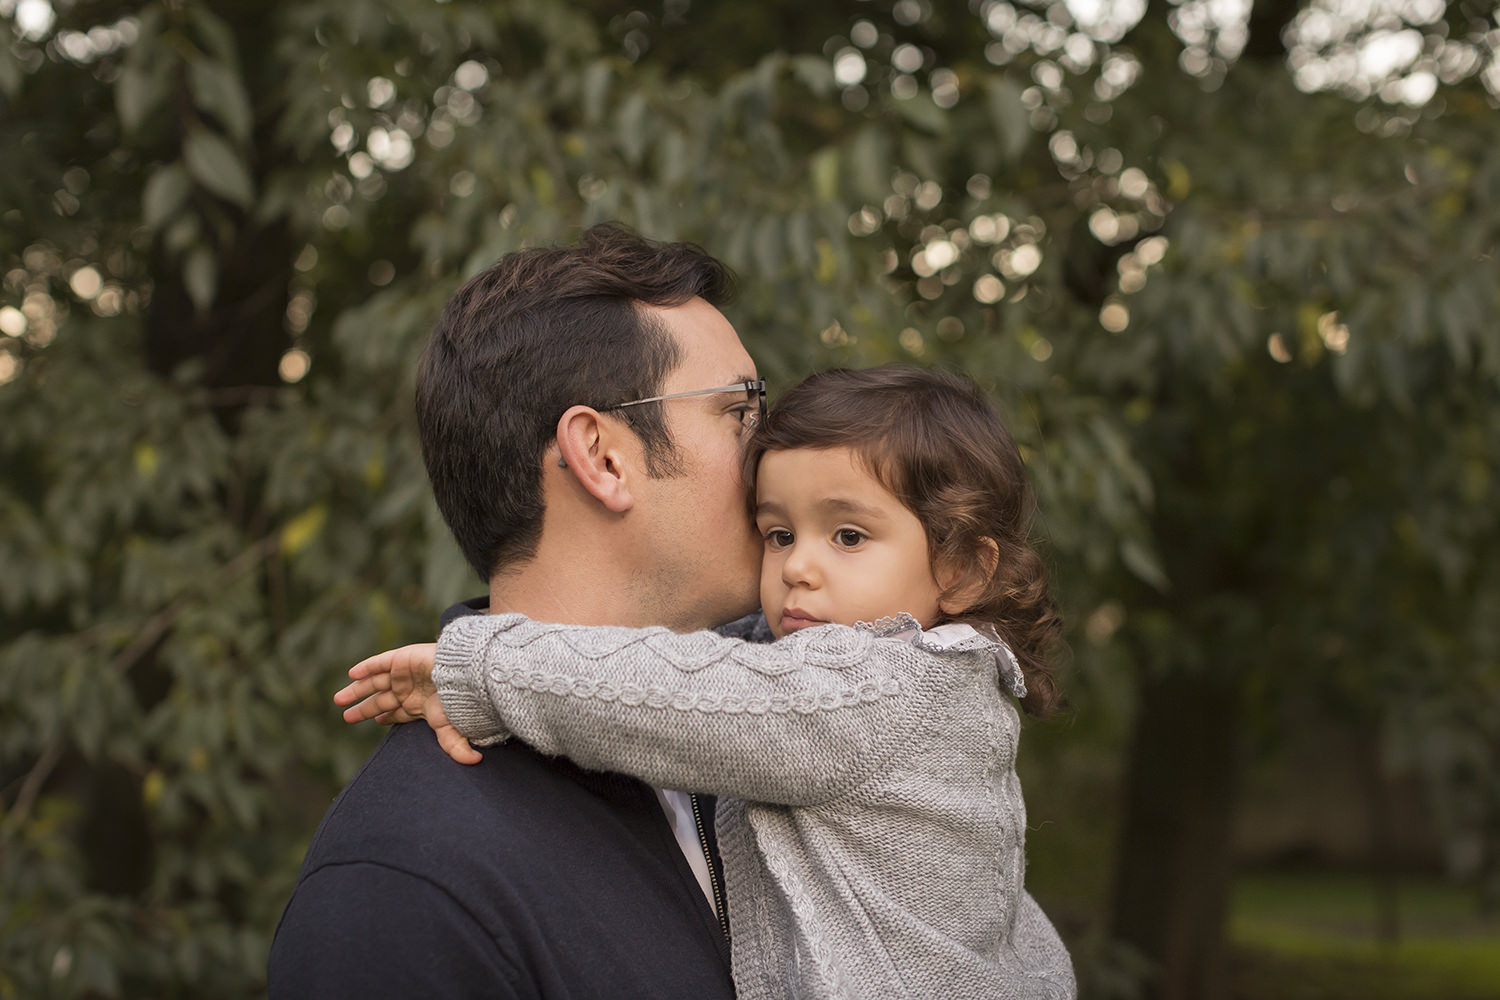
[854,612,1027,698]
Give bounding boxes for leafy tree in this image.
[2,1,1496,998]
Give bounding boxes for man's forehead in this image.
[652,298,757,384]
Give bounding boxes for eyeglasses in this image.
[601,379,767,431]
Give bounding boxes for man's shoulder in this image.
[300,722,627,876]
[277,725,735,998]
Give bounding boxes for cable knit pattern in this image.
[433,612,1076,1000]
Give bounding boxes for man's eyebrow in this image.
[702,375,759,406]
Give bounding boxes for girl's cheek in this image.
[758,557,777,599]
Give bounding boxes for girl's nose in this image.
[780,543,819,588]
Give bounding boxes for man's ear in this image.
[937,537,1000,615]
[554,405,635,513]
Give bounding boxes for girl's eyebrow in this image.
[818,497,888,520]
[756,497,888,520]
[754,499,786,518]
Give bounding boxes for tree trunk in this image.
[1109,666,1244,1000]
[1357,720,1401,947]
[144,216,295,392]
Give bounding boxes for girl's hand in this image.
[334,643,482,765]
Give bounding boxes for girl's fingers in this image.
[333,677,380,706]
[347,650,396,680]
[435,725,482,765]
[342,690,398,724]
[349,643,437,680]
[339,643,441,725]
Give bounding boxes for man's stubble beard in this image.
[637,462,761,631]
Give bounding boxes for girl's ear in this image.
[554,405,635,513]
[937,537,999,615]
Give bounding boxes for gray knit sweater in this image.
[434,612,1076,1000]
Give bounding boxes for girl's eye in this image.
[835,529,865,548]
[765,529,794,548]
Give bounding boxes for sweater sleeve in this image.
[432,613,953,806]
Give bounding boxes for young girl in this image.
[339,365,1075,999]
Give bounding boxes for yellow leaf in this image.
[529,165,556,207]
[815,238,836,285]
[142,770,165,807]
[280,503,328,557]
[1163,159,1191,201]
[363,455,384,489]
[134,442,159,478]
[1297,303,1325,361]
[369,590,401,647]
[811,148,838,203]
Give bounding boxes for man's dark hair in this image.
[416,223,735,581]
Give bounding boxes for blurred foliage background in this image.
[2,0,1498,997]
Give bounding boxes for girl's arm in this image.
[429,612,953,807]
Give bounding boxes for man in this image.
[268,225,765,997]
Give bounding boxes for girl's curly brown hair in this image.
[745,365,1063,716]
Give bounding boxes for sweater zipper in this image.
[690,793,730,942]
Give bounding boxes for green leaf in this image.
[188,6,241,66]
[422,500,477,607]
[790,54,835,97]
[1436,282,1480,369]
[583,61,612,124]
[1120,536,1170,592]
[986,78,1030,162]
[116,66,163,133]
[183,129,254,208]
[902,133,941,183]
[1400,282,1429,347]
[895,93,947,135]
[188,56,254,144]
[143,163,191,230]
[847,126,890,203]
[753,215,780,280]
[786,212,813,269]
[164,214,200,255]
[1376,338,1413,413]
[0,42,21,99]
[182,245,217,311]
[656,128,689,187]
[810,147,839,204]
[616,93,649,167]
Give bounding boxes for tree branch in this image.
[0,741,65,839]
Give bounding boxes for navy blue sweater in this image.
[268,603,735,999]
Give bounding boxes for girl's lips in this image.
[779,609,824,633]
